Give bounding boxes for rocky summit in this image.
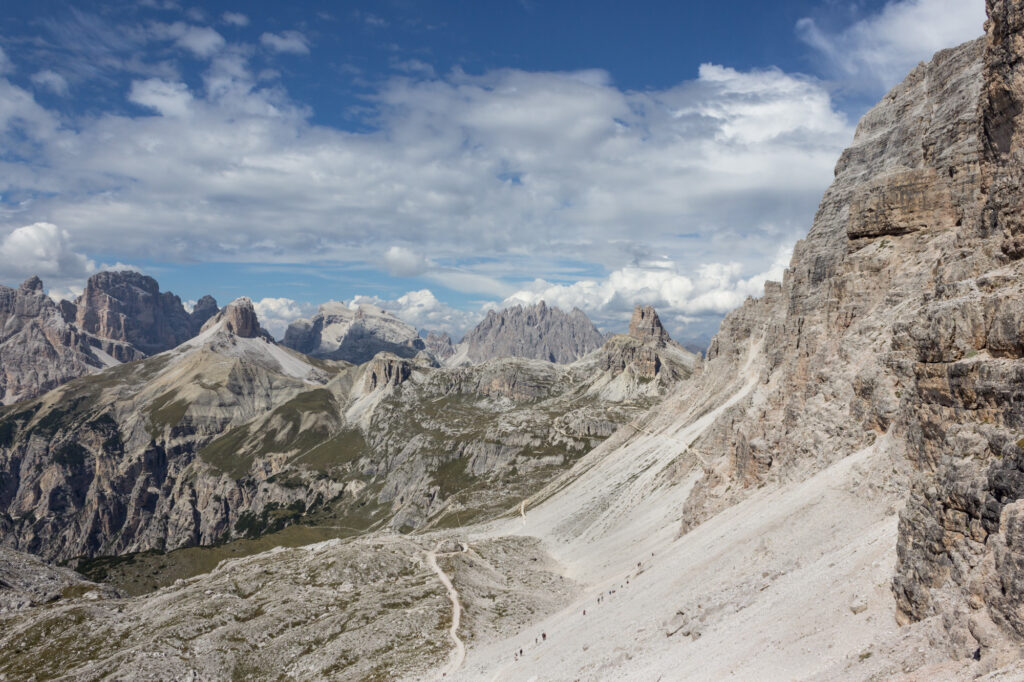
[449,300,606,366]
[4,1,1024,680]
[0,272,216,406]
[0,277,143,406]
[69,271,210,355]
[282,301,427,365]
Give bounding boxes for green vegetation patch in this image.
[292,429,369,472]
[234,500,307,539]
[148,391,190,436]
[430,457,475,499]
[52,442,88,469]
[199,424,254,478]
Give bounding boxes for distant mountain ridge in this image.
[0,271,217,405]
[449,301,606,366]
[281,301,427,365]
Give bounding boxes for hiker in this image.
[583,609,586,616]
[542,632,547,642]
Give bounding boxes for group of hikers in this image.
[511,556,650,665]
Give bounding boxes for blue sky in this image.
[0,0,986,341]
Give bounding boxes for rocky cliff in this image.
[0,271,215,405]
[424,330,455,360]
[282,301,426,365]
[449,301,605,366]
[70,271,205,355]
[650,0,1024,665]
[0,277,143,406]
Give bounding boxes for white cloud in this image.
[383,245,432,277]
[30,69,70,96]
[128,78,193,117]
[504,245,793,337]
[152,22,226,58]
[0,46,12,74]
[4,50,853,333]
[222,12,249,27]
[47,284,83,303]
[797,0,986,92]
[0,223,96,284]
[252,297,318,339]
[350,290,482,336]
[260,31,310,54]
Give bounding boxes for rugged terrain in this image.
[0,299,693,563]
[0,277,143,406]
[2,1,1024,680]
[282,301,427,364]
[0,271,217,406]
[448,300,606,366]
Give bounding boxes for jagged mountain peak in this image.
[199,297,269,340]
[450,300,605,365]
[627,304,671,345]
[19,276,44,293]
[281,301,425,365]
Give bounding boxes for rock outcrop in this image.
[651,0,1024,665]
[0,277,143,405]
[200,297,271,340]
[599,305,694,382]
[71,271,197,355]
[424,331,455,361]
[450,301,605,365]
[189,295,219,333]
[282,302,425,365]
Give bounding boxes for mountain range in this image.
[2,1,1024,679]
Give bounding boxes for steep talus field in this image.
[2,2,1024,680]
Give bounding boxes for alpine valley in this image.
[2,1,1024,680]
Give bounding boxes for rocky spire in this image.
[201,297,266,339]
[189,295,219,334]
[19,276,43,293]
[627,305,670,345]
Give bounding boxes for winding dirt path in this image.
[426,545,466,679]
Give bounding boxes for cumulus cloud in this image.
[0,223,96,284]
[260,31,310,54]
[383,245,432,277]
[128,78,193,116]
[505,246,793,338]
[350,290,482,336]
[3,32,856,336]
[797,0,986,92]
[222,12,249,27]
[251,297,318,339]
[30,69,69,95]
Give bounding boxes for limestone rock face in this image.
[189,295,219,333]
[362,353,414,392]
[652,0,1024,661]
[424,331,455,360]
[628,305,671,344]
[0,278,143,405]
[200,297,270,340]
[282,302,425,365]
[599,305,694,381]
[451,301,605,365]
[74,271,195,355]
